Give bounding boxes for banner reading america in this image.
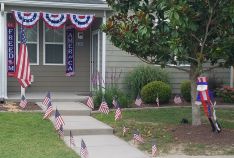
[65,27,75,76]
[7,22,16,77]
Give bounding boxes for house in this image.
[0,0,231,100]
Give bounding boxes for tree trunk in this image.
[190,63,201,126]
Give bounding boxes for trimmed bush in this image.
[93,86,131,109]
[180,80,191,102]
[216,86,234,103]
[141,81,172,104]
[125,66,169,98]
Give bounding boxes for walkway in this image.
[37,101,149,158]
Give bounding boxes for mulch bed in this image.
[0,102,41,112]
[171,124,234,145]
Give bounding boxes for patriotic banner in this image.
[7,22,16,77]
[69,14,95,31]
[13,10,40,28]
[65,27,75,76]
[42,12,67,29]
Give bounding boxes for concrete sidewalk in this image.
[160,155,234,158]
[37,101,150,158]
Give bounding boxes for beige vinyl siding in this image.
[105,39,230,94]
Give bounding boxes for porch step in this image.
[51,116,113,136]
[63,135,149,158]
[37,102,91,116]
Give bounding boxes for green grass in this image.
[93,107,234,155]
[0,112,79,158]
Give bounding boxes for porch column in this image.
[231,66,233,88]
[0,3,7,100]
[102,10,106,91]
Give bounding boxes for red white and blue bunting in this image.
[12,11,95,31]
[42,12,67,29]
[69,14,95,31]
[13,10,40,28]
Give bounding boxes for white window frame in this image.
[43,23,65,65]
[16,23,39,65]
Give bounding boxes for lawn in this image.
[0,112,79,158]
[93,107,234,156]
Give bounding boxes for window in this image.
[17,24,39,65]
[43,24,65,65]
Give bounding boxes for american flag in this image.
[133,132,144,143]
[43,101,53,119]
[174,95,182,104]
[70,130,76,147]
[58,125,64,138]
[156,94,160,107]
[135,94,142,107]
[55,109,65,130]
[122,126,129,136]
[19,95,27,108]
[80,139,88,158]
[15,25,32,88]
[115,103,122,121]
[112,98,117,108]
[99,100,109,114]
[43,92,51,106]
[152,143,157,157]
[86,96,94,109]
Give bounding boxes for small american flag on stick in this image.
[133,131,144,144]
[135,94,142,107]
[43,92,51,106]
[115,102,122,121]
[152,143,157,157]
[122,126,129,136]
[80,139,89,158]
[19,95,27,108]
[58,125,64,138]
[70,130,75,147]
[55,109,65,130]
[99,98,109,114]
[86,95,94,109]
[43,101,53,119]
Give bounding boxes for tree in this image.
[102,0,234,125]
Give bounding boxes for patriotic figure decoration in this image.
[43,92,51,106]
[13,11,40,28]
[80,139,89,158]
[86,95,94,109]
[115,103,122,121]
[55,109,65,130]
[15,25,32,88]
[152,142,157,157]
[19,95,27,108]
[174,95,182,104]
[135,94,142,107]
[43,101,53,119]
[69,14,95,31]
[42,12,67,29]
[70,130,76,147]
[195,77,221,133]
[99,98,109,114]
[133,131,144,144]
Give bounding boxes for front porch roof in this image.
[0,0,110,10]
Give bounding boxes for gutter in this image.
[0,0,111,10]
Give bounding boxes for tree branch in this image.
[190,33,202,44]
[137,56,190,73]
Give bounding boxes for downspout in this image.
[102,10,106,92]
[230,66,233,88]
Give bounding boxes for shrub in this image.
[181,80,191,102]
[216,86,234,103]
[141,81,172,104]
[125,66,169,98]
[93,86,131,109]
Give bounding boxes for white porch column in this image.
[102,10,106,91]
[230,66,233,88]
[0,3,7,100]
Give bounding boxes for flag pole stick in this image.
[21,86,25,97]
